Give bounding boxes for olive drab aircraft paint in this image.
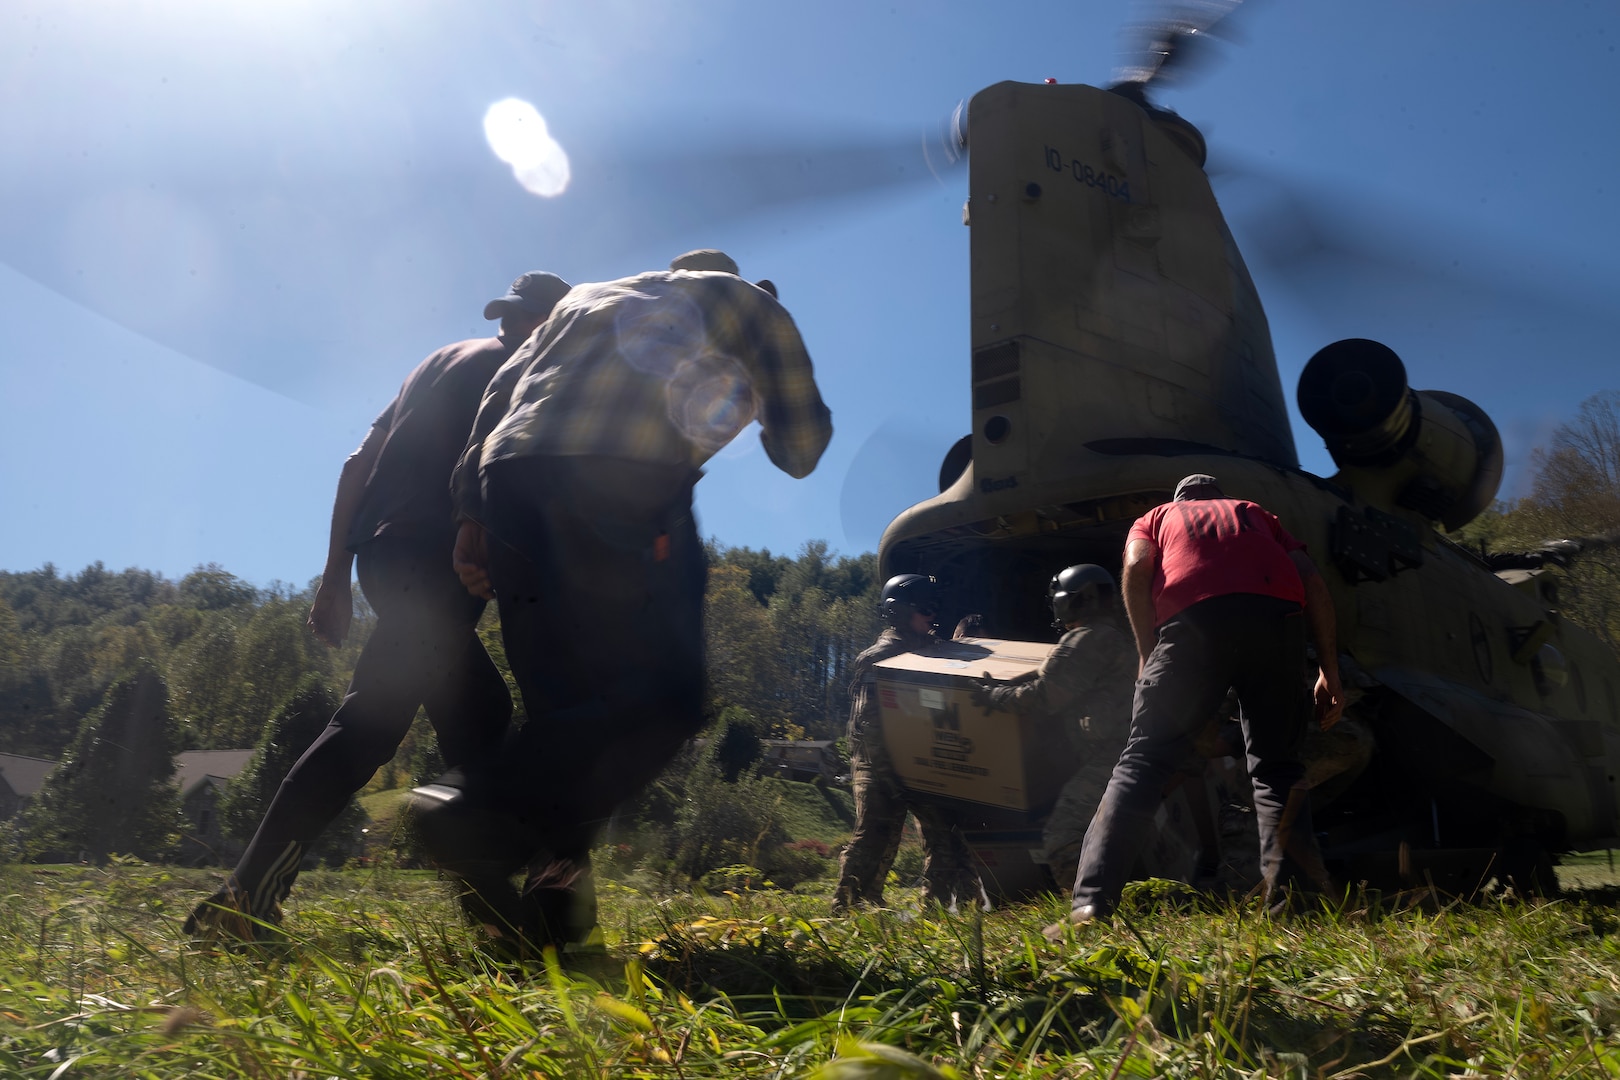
[873,60,1620,899]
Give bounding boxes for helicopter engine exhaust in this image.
[1297,338,1504,531]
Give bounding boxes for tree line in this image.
[1450,391,1620,655]
[0,540,879,804]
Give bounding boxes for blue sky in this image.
[2,0,1617,588]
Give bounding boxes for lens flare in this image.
[667,352,757,454]
[483,97,570,197]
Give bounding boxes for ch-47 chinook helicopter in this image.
[870,6,1620,898]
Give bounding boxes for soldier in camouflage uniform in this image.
[971,565,1137,893]
[833,575,985,913]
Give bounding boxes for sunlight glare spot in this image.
[483,97,570,197]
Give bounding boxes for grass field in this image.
[1,858,1618,1078]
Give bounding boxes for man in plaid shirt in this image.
[412,250,832,954]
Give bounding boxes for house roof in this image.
[0,753,56,799]
[173,749,255,797]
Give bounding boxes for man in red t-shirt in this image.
[1050,474,1344,931]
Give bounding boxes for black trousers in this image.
[1071,594,1328,913]
[232,536,511,915]
[477,455,708,870]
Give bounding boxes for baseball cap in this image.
[483,271,573,320]
[1173,474,1224,501]
[669,249,740,275]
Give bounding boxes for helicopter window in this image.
[1571,663,1587,712]
[1468,613,1492,683]
[1532,643,1569,697]
[983,415,1013,445]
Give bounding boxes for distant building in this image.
[174,749,255,867]
[0,753,56,821]
[759,739,843,783]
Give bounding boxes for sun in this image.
[483,98,570,198]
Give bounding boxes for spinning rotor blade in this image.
[1112,0,1248,93]
[1214,160,1620,344]
[575,112,967,236]
[0,115,966,403]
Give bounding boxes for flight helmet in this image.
[1049,564,1116,626]
[880,574,939,628]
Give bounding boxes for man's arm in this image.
[307,424,386,647]
[746,296,833,478]
[978,635,1073,713]
[1121,537,1159,675]
[453,520,494,600]
[450,349,529,526]
[1289,548,1344,730]
[447,350,533,598]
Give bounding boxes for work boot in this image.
[183,879,284,949]
[923,874,992,914]
[830,874,883,915]
[405,776,535,952]
[1042,904,1102,942]
[520,854,600,953]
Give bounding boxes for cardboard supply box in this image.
[872,637,1081,813]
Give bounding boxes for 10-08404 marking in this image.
[1043,145,1131,202]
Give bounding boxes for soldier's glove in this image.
[970,673,1007,713]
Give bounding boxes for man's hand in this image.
[970,674,1004,714]
[453,520,494,600]
[1314,667,1344,730]
[307,578,353,647]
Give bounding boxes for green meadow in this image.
[2,858,1618,1078]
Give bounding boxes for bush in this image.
[770,838,836,889]
[604,720,850,891]
[889,828,926,888]
[672,750,791,881]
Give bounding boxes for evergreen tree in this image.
[702,542,881,738]
[704,563,788,729]
[17,661,181,863]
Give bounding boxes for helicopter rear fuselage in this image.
[876,80,1620,894]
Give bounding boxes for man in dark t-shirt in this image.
[1049,474,1344,933]
[185,272,571,945]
